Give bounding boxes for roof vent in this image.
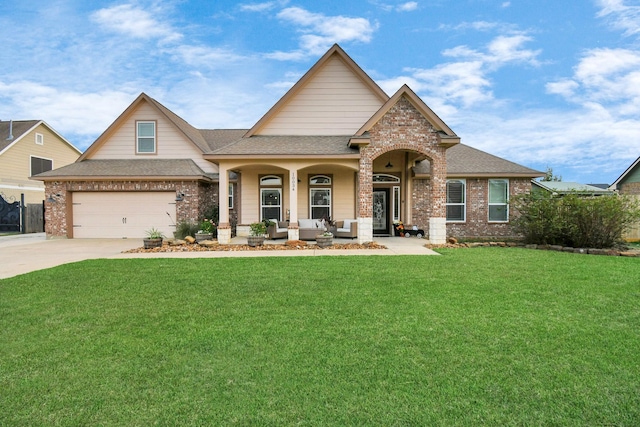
[6,120,13,141]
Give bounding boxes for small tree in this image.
[541,166,562,182]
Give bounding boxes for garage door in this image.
[73,192,176,238]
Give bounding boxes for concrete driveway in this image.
[0,233,437,280]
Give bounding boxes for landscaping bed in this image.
[426,240,640,257]
[124,239,386,253]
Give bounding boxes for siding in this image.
[91,101,216,173]
[258,56,384,135]
[0,124,79,204]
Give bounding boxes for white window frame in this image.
[309,175,332,219]
[136,121,156,154]
[488,179,509,222]
[35,133,44,145]
[446,179,466,222]
[393,186,400,222]
[228,184,234,209]
[260,175,283,221]
[30,155,53,176]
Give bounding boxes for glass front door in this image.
[373,188,390,235]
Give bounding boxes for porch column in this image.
[429,162,447,244]
[217,164,231,244]
[357,159,373,244]
[288,169,300,241]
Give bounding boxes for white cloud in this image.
[272,7,378,58]
[397,2,419,12]
[91,4,182,43]
[501,2,511,8]
[597,0,640,37]
[240,2,276,12]
[443,33,541,67]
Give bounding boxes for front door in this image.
[373,188,390,235]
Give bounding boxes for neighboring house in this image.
[609,156,640,241]
[532,181,614,196]
[0,120,81,205]
[34,44,543,243]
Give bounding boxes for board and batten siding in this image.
[257,56,385,136]
[90,101,217,173]
[0,124,80,204]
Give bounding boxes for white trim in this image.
[228,183,234,209]
[136,121,156,154]
[0,183,45,191]
[446,179,466,222]
[30,155,54,177]
[0,120,81,157]
[488,179,509,222]
[35,132,44,145]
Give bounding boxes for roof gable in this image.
[78,93,208,161]
[609,156,640,190]
[355,85,459,146]
[0,120,80,156]
[246,44,389,137]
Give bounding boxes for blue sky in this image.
[1,0,639,184]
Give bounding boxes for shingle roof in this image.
[32,159,211,180]
[414,143,543,177]
[0,120,40,152]
[208,135,360,156]
[200,129,248,152]
[145,96,210,153]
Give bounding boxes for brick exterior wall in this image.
[621,182,640,196]
[360,96,447,218]
[44,180,217,237]
[445,178,531,240]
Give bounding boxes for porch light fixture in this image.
[385,153,393,169]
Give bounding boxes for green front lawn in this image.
[1,248,639,426]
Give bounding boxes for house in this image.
[609,156,640,241]
[0,120,81,205]
[532,181,614,196]
[34,44,543,243]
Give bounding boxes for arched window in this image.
[260,175,282,221]
[309,175,332,219]
[373,174,400,183]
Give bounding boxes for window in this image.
[35,133,44,145]
[393,186,400,222]
[228,184,234,209]
[31,156,53,176]
[489,179,509,222]
[309,175,331,219]
[260,175,282,220]
[136,121,156,153]
[446,179,466,222]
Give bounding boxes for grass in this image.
[1,248,639,426]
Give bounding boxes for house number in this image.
[291,172,296,191]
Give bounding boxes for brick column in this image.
[357,157,373,243]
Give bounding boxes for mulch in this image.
[124,240,387,253]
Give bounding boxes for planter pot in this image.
[195,233,213,243]
[143,238,163,249]
[247,235,265,247]
[315,235,333,248]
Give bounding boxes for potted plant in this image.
[315,230,333,248]
[247,221,267,247]
[195,218,216,243]
[143,227,164,249]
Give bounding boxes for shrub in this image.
[512,192,640,248]
[174,220,199,239]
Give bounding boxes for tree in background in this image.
[541,166,562,182]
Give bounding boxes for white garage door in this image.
[73,192,176,238]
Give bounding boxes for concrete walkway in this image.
[0,233,437,280]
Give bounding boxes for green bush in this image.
[511,192,640,248]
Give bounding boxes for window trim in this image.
[259,174,283,221]
[488,179,509,222]
[136,120,157,154]
[30,155,53,176]
[446,179,466,222]
[35,133,44,145]
[309,174,332,220]
[228,184,234,209]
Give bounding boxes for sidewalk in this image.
[0,233,437,280]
